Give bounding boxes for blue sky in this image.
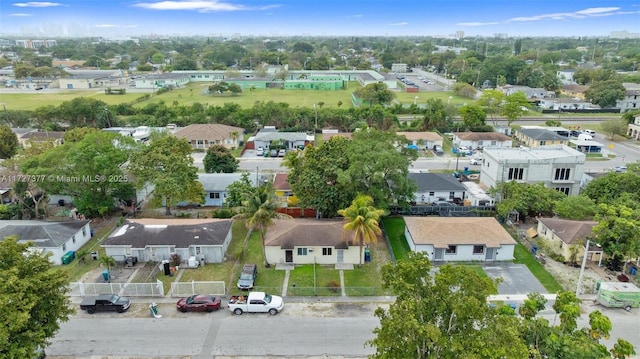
[1,1,639,37]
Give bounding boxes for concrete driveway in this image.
[483,263,548,295]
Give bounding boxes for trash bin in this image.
[364,248,371,262]
[629,266,638,276]
[102,270,110,282]
[163,262,171,276]
[596,280,601,291]
[61,251,76,265]
[531,246,538,255]
[90,229,95,237]
[91,251,98,261]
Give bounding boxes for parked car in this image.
[237,263,258,290]
[256,147,264,156]
[228,292,284,315]
[611,166,627,173]
[176,294,221,312]
[270,149,278,157]
[469,158,481,165]
[582,129,596,136]
[80,294,131,314]
[278,149,286,157]
[433,145,444,155]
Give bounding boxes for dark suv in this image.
[237,263,258,290]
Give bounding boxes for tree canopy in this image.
[0,236,73,357]
[0,124,19,159]
[353,83,396,107]
[203,144,239,173]
[128,135,204,215]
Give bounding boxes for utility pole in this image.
[576,239,590,296]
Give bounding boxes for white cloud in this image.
[388,22,408,26]
[9,13,32,16]
[458,7,625,27]
[13,1,62,7]
[133,1,280,13]
[95,24,117,28]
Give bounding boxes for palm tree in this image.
[233,183,291,267]
[338,194,385,266]
[229,131,239,148]
[99,255,116,272]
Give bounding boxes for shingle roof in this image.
[455,132,512,141]
[198,173,256,192]
[0,220,90,248]
[518,128,568,141]
[264,219,353,249]
[174,124,244,142]
[397,132,443,141]
[21,131,65,140]
[408,173,466,192]
[403,217,516,248]
[273,173,290,191]
[103,219,232,248]
[537,217,597,245]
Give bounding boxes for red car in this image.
[176,294,221,312]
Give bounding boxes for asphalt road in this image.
[46,301,639,358]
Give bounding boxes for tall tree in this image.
[584,80,626,108]
[233,184,291,267]
[477,89,505,125]
[353,83,396,106]
[368,252,528,358]
[0,125,19,159]
[338,194,385,266]
[128,136,204,215]
[0,236,74,357]
[600,118,629,140]
[500,92,530,125]
[203,144,239,173]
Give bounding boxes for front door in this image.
[434,249,444,261]
[285,250,293,263]
[485,248,496,261]
[337,249,344,263]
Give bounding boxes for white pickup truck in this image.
[227,292,284,315]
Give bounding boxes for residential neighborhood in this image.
[1,3,640,356]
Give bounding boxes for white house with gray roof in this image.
[198,173,258,206]
[408,173,466,204]
[252,129,314,150]
[0,220,92,265]
[480,145,585,196]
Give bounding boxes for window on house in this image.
[449,192,455,199]
[62,243,66,251]
[473,245,484,254]
[297,248,308,256]
[555,187,570,195]
[210,192,220,199]
[445,245,457,254]
[322,248,332,256]
[478,141,483,146]
[82,227,87,236]
[72,235,76,244]
[540,140,546,146]
[195,247,201,255]
[507,167,524,180]
[491,141,497,146]
[170,247,176,254]
[197,140,204,145]
[554,168,571,181]
[429,191,435,196]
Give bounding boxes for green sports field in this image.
[0,81,468,111]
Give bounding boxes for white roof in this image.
[484,145,585,161]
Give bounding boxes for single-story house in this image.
[20,131,65,148]
[252,128,314,151]
[515,128,569,148]
[403,217,516,262]
[461,181,495,206]
[0,220,92,265]
[321,130,352,142]
[198,173,257,207]
[538,98,597,111]
[264,219,362,265]
[560,84,589,100]
[535,217,604,263]
[452,132,512,150]
[397,131,444,150]
[273,173,294,207]
[408,172,466,204]
[499,85,548,99]
[102,218,233,264]
[174,124,245,150]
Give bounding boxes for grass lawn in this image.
[287,264,341,296]
[382,217,411,262]
[513,243,563,293]
[54,217,120,282]
[1,90,146,111]
[343,263,391,296]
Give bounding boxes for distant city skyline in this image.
[1,0,639,38]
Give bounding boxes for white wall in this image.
[266,245,361,265]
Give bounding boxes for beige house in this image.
[173,124,244,150]
[628,114,640,141]
[404,217,516,262]
[264,219,362,265]
[397,131,444,150]
[20,131,65,148]
[535,217,604,263]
